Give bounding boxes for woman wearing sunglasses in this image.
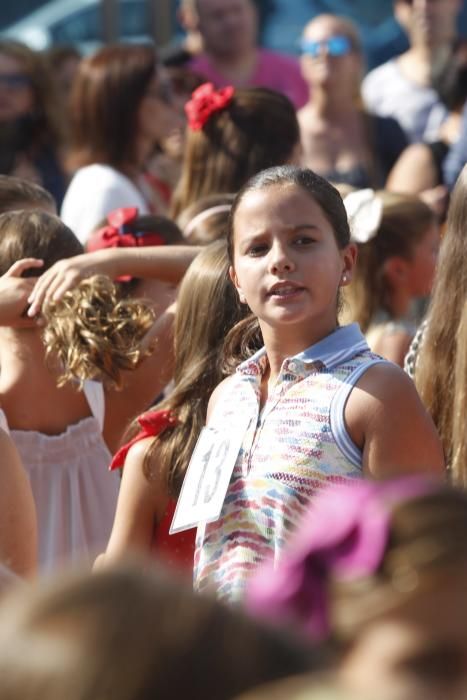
[298,14,408,190]
[61,45,180,245]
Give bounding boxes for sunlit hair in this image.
[415,166,467,481]
[0,40,65,148]
[223,165,349,360]
[344,191,436,332]
[0,210,154,390]
[0,563,315,700]
[171,87,300,218]
[42,275,154,389]
[0,175,56,214]
[125,240,254,497]
[68,44,159,170]
[177,192,235,244]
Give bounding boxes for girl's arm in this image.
[345,363,445,479]
[103,304,176,453]
[95,437,168,568]
[0,259,43,327]
[0,428,37,577]
[27,246,200,317]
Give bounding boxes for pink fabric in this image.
[189,49,308,109]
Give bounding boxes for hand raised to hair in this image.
[27,252,115,317]
[0,259,44,327]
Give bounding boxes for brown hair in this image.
[171,87,300,218]
[0,562,317,700]
[0,175,56,214]
[344,191,437,332]
[0,40,64,149]
[415,166,467,481]
[177,192,235,244]
[68,44,158,170]
[127,239,253,497]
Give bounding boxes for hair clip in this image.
[343,189,383,244]
[185,82,235,130]
[183,204,232,239]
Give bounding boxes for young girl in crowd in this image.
[342,189,439,366]
[171,83,301,219]
[248,476,467,700]
[411,164,467,482]
[193,166,444,602]
[96,240,254,572]
[0,210,197,571]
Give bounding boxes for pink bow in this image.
[185,82,235,130]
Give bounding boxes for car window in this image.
[118,0,147,37]
[50,6,101,44]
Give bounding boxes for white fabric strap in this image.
[82,380,105,431]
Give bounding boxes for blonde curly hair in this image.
[42,275,155,390]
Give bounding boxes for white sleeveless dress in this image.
[0,381,119,572]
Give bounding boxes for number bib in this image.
[170,417,250,534]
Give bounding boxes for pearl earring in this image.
[342,274,347,283]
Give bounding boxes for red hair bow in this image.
[185,82,235,130]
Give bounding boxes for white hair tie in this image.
[343,188,383,244]
[183,204,232,239]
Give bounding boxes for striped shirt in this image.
[194,324,386,601]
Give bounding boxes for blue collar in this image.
[237,324,368,376]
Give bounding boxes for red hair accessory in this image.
[110,409,177,471]
[87,207,165,282]
[185,82,235,130]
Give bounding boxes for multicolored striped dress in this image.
[194,324,386,601]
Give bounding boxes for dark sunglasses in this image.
[300,35,353,58]
[0,73,32,89]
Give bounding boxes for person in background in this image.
[0,40,67,207]
[298,14,407,190]
[362,0,463,143]
[184,0,308,110]
[44,45,81,106]
[443,102,467,190]
[0,174,56,214]
[177,192,234,244]
[171,82,301,218]
[248,477,467,700]
[342,189,439,366]
[61,44,179,244]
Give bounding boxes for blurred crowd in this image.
[0,0,466,698]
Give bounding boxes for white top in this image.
[61,164,150,244]
[362,59,447,144]
[0,381,119,572]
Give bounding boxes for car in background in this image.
[0,0,152,53]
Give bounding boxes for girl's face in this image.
[0,53,35,122]
[137,72,181,146]
[407,223,440,298]
[230,183,356,347]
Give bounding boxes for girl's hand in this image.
[0,258,44,327]
[27,252,114,317]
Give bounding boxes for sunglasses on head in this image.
[0,73,32,89]
[300,35,353,58]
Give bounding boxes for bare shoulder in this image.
[206,375,238,423]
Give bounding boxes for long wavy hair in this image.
[129,239,254,497]
[414,165,467,481]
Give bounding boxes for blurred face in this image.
[300,17,362,96]
[0,53,34,122]
[230,183,356,346]
[407,222,439,298]
[341,569,467,700]
[195,0,257,58]
[395,0,461,47]
[138,72,181,146]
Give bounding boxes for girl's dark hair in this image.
[68,44,158,169]
[226,165,351,264]
[171,88,300,218]
[0,175,56,214]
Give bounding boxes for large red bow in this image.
[185,82,235,130]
